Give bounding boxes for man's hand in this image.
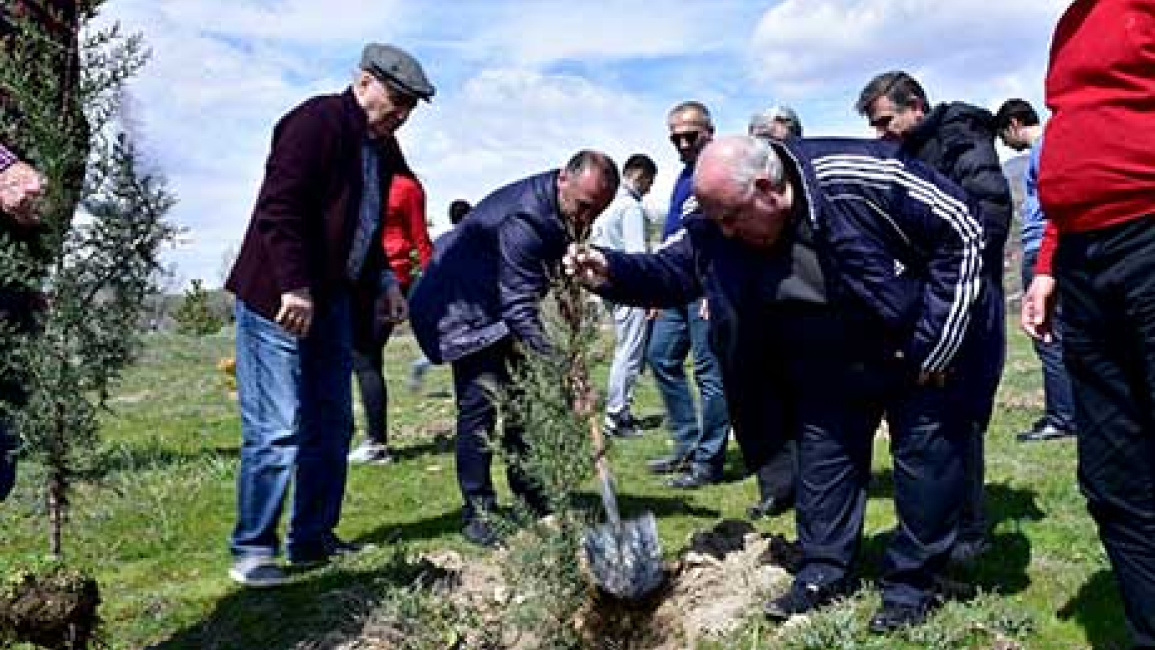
[380,283,407,324]
[0,161,46,225]
[1021,274,1057,343]
[276,288,314,337]
[917,370,948,388]
[563,243,610,287]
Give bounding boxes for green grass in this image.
[0,320,1130,649]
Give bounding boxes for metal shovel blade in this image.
[582,511,664,600]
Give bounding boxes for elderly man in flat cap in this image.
[224,43,434,587]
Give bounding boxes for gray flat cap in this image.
[360,43,435,102]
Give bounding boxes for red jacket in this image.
[381,174,432,289]
[1035,0,1155,274]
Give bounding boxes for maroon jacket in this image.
[226,89,405,319]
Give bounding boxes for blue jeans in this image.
[230,295,353,560]
[1022,249,1077,431]
[646,299,729,477]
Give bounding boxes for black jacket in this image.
[408,170,567,364]
[903,102,1013,281]
[600,138,987,376]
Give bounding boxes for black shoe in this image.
[763,579,853,620]
[747,495,793,520]
[604,415,643,439]
[948,536,991,567]
[462,520,500,548]
[1016,423,1076,442]
[667,469,718,490]
[868,601,931,633]
[646,455,688,475]
[287,536,374,567]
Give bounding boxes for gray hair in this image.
[725,136,787,198]
[748,105,803,138]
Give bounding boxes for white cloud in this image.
[749,0,1067,107]
[87,0,1069,286]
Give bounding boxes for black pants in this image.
[1057,216,1155,647]
[352,322,394,445]
[781,309,965,608]
[716,308,796,502]
[450,338,547,523]
[943,280,1006,543]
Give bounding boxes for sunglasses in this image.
[669,130,703,147]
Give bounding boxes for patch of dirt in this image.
[604,520,794,648]
[0,568,101,650]
[347,520,797,649]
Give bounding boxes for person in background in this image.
[994,98,1075,443]
[646,100,730,490]
[743,104,804,519]
[224,43,432,587]
[407,198,471,393]
[590,153,657,439]
[0,141,46,501]
[856,70,1011,566]
[1022,1,1155,644]
[408,151,617,547]
[348,173,434,464]
[748,105,803,140]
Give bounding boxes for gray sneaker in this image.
[229,556,287,588]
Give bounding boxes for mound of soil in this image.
[352,520,797,649]
[0,568,101,650]
[579,520,794,648]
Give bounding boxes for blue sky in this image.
[95,0,1068,287]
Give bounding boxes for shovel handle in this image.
[590,417,623,528]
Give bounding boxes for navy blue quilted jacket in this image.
[598,138,987,376]
[408,170,566,364]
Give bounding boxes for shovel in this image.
[559,235,664,600]
[581,416,664,600]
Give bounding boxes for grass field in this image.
[0,320,1131,649]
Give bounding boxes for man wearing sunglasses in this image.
[224,43,433,587]
[644,101,730,490]
[856,71,1011,568]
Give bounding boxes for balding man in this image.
[567,135,985,632]
[410,150,618,547]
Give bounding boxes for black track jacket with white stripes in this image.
[597,137,985,376]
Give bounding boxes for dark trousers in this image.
[352,322,395,445]
[789,310,966,608]
[1022,249,1077,431]
[945,280,1006,543]
[451,338,547,523]
[1057,216,1155,646]
[717,312,795,502]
